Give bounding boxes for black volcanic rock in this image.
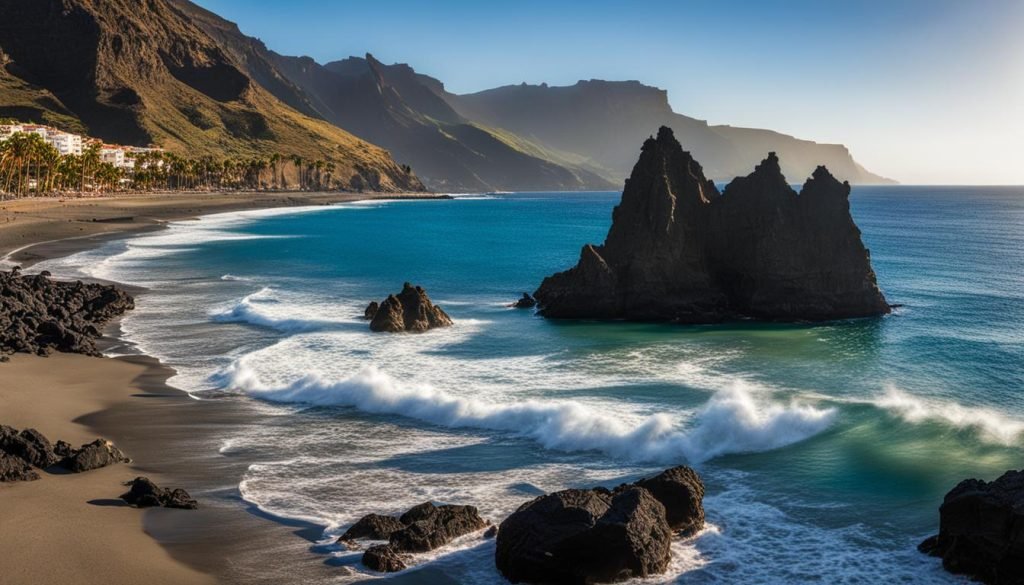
[121,477,198,509]
[342,501,489,573]
[362,544,409,573]
[496,487,673,584]
[534,127,890,323]
[389,502,489,553]
[0,451,39,482]
[919,470,1024,584]
[629,466,705,536]
[339,513,406,543]
[363,301,380,320]
[495,467,705,584]
[512,293,537,309]
[0,270,134,358]
[369,283,453,333]
[0,427,60,469]
[0,426,131,479]
[64,438,131,473]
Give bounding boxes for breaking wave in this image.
[210,288,344,333]
[872,386,1024,445]
[219,362,835,464]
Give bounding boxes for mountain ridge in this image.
[446,80,893,185]
[0,0,892,192]
[0,0,424,192]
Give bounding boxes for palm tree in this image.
[269,153,282,190]
[290,155,304,190]
[80,143,100,192]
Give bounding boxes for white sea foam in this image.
[222,361,835,464]
[210,287,350,333]
[668,473,958,584]
[872,385,1024,445]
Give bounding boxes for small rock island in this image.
[365,283,453,333]
[534,127,890,322]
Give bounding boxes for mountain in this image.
[445,80,893,185]
[167,0,611,192]
[534,127,890,322]
[0,0,889,192]
[0,0,424,192]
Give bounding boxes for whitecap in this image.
[872,385,1024,446]
[220,361,835,464]
[209,287,357,333]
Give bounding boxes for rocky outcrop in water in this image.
[368,283,453,333]
[339,513,406,543]
[363,301,380,320]
[340,501,490,573]
[511,293,537,309]
[634,466,705,535]
[0,425,131,481]
[390,502,490,552]
[0,269,134,358]
[121,477,198,509]
[534,127,890,323]
[919,470,1024,584]
[495,466,705,584]
[362,544,410,573]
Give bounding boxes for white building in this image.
[46,131,82,156]
[100,145,126,168]
[100,145,140,169]
[0,124,24,142]
[19,125,49,139]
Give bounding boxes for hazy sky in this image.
[194,0,1023,185]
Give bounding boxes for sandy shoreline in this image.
[0,191,447,584]
[0,354,216,585]
[0,190,444,266]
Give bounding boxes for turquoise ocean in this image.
[39,187,1024,583]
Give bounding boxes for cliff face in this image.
[176,0,613,193]
[0,0,425,192]
[534,127,890,322]
[446,81,893,185]
[272,54,613,192]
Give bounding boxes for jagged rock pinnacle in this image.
[534,126,889,322]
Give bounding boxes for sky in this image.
[194,0,1024,185]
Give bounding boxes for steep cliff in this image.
[162,0,613,193]
[275,54,613,192]
[534,127,890,322]
[447,80,893,185]
[0,0,424,192]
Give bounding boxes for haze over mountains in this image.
[0,0,891,192]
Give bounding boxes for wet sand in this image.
[0,354,216,585]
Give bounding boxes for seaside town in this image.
[0,120,341,198]
[0,121,163,197]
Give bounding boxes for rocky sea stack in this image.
[0,269,134,358]
[368,283,453,333]
[919,470,1024,584]
[534,127,889,323]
